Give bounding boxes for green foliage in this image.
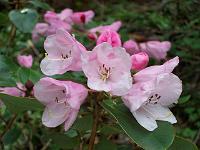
[44,131,80,149]
[101,100,175,150]
[0,93,43,113]
[169,136,198,150]
[9,9,38,33]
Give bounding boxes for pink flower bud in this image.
[123,40,140,55]
[44,11,58,23]
[17,55,33,68]
[71,10,94,24]
[32,23,49,42]
[97,30,121,47]
[139,41,171,60]
[131,52,149,71]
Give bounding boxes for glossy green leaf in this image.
[72,114,93,133]
[9,9,38,33]
[44,131,79,149]
[0,93,43,113]
[17,67,30,84]
[168,136,198,150]
[101,100,175,150]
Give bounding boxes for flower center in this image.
[147,93,161,104]
[61,50,72,59]
[98,64,111,82]
[54,89,70,106]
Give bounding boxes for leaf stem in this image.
[0,114,17,141]
[88,99,100,150]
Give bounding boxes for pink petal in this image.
[42,103,70,127]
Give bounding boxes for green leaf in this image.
[17,67,43,84]
[168,136,198,150]
[44,131,79,149]
[0,55,18,72]
[17,67,30,84]
[72,114,93,133]
[101,100,175,150]
[0,12,9,27]
[178,95,191,104]
[95,136,117,150]
[9,9,38,33]
[0,93,43,113]
[3,127,21,145]
[29,0,52,10]
[53,72,87,84]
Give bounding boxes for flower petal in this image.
[131,107,158,131]
[42,103,70,128]
[40,57,73,76]
[155,73,182,106]
[64,110,79,131]
[134,57,179,82]
[142,104,177,124]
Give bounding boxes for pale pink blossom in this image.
[97,30,121,47]
[71,10,94,24]
[57,8,73,24]
[134,56,179,82]
[32,23,49,42]
[131,52,149,71]
[81,42,132,96]
[40,29,86,76]
[122,57,182,131]
[88,21,122,40]
[46,19,72,35]
[17,55,33,68]
[139,41,171,60]
[44,11,58,23]
[34,77,88,131]
[123,40,140,55]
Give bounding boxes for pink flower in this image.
[0,84,25,107]
[134,56,179,82]
[40,29,86,76]
[122,57,182,131]
[57,8,73,24]
[139,41,171,60]
[131,52,149,71]
[71,10,94,24]
[44,11,58,23]
[81,42,132,96]
[97,30,121,47]
[17,55,33,68]
[88,21,122,40]
[46,19,72,35]
[33,77,88,131]
[123,40,140,55]
[32,23,49,42]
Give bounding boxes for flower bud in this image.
[17,55,33,68]
[97,30,121,47]
[123,40,140,55]
[131,52,149,71]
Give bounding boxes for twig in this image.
[0,114,17,141]
[194,129,200,144]
[40,139,52,150]
[88,100,100,150]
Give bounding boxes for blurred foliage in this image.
[0,0,200,149]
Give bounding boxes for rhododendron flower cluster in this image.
[33,26,182,131]
[18,8,182,132]
[32,9,94,42]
